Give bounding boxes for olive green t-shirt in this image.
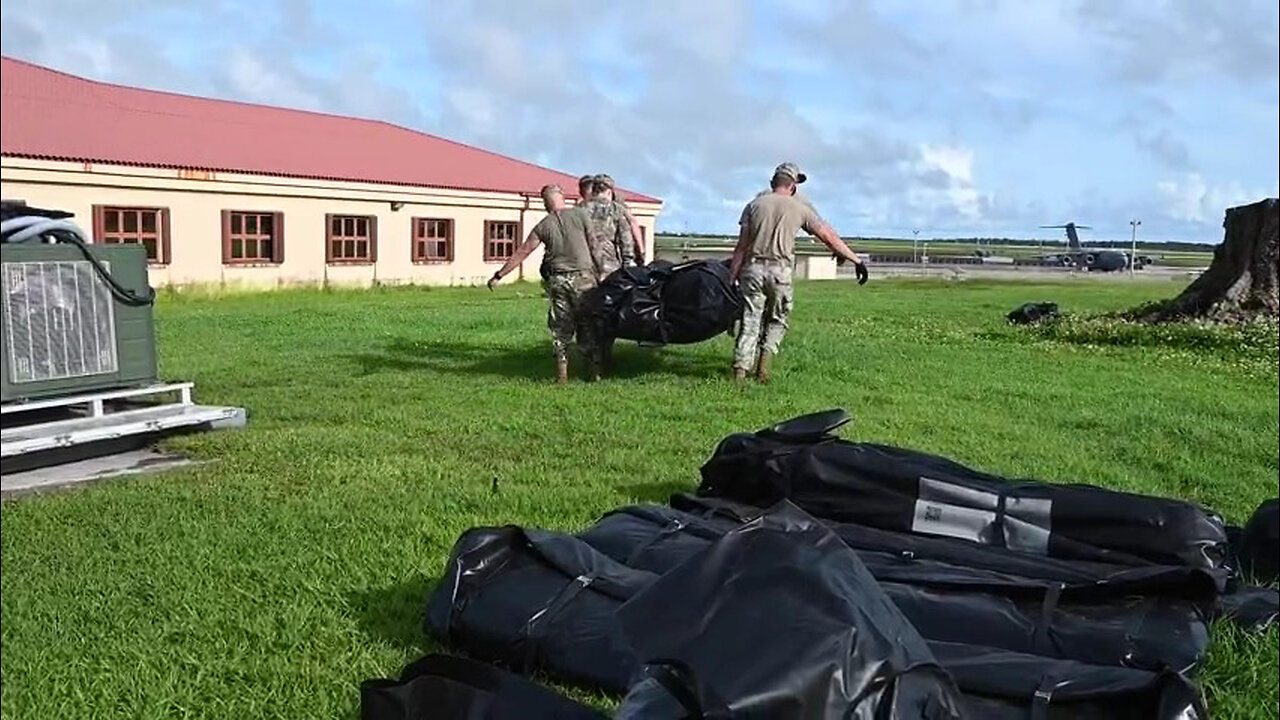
[739,192,825,261]
[536,207,596,275]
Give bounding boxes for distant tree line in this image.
[657,232,1217,253]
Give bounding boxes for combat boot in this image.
[756,351,774,384]
[555,358,569,385]
[733,367,748,384]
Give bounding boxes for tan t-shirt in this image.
[535,207,597,275]
[739,192,825,261]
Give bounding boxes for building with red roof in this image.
[1,55,662,287]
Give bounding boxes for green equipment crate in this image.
[1,242,157,404]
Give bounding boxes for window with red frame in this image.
[327,214,378,263]
[93,206,170,264]
[222,210,284,264]
[412,218,454,263]
[484,220,519,262]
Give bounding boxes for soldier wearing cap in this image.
[595,174,647,263]
[728,162,867,383]
[488,184,603,383]
[576,175,636,375]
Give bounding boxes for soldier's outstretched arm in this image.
[488,230,543,289]
[811,221,863,266]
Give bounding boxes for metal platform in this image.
[1,382,246,459]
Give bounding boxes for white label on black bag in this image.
[911,477,1053,553]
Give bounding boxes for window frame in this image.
[325,213,379,265]
[411,217,455,264]
[483,220,521,263]
[92,205,171,266]
[221,210,285,265]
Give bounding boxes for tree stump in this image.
[1131,198,1279,323]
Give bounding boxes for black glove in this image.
[855,262,869,285]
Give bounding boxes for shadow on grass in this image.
[345,338,727,381]
[348,574,441,651]
[620,479,698,504]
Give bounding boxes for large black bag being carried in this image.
[589,260,742,345]
[697,409,1231,571]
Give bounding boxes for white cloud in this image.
[1,0,1276,240]
[1156,173,1278,223]
[913,145,985,222]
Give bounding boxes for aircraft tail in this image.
[1065,225,1081,251]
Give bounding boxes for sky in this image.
[2,0,1277,243]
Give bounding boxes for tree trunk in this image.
[1132,198,1279,323]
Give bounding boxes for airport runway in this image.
[843,262,1206,282]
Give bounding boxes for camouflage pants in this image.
[544,271,599,362]
[733,259,793,371]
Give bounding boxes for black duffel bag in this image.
[697,409,1231,571]
[588,260,742,345]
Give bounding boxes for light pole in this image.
[912,229,920,264]
[1129,219,1141,277]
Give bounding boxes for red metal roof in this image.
[0,56,660,204]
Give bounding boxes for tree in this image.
[1130,198,1278,323]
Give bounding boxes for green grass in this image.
[2,279,1276,719]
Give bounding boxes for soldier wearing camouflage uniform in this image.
[595,174,647,263]
[578,176,636,375]
[580,176,635,275]
[488,184,602,383]
[728,163,867,383]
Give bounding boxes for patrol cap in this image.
[578,175,594,189]
[774,162,807,184]
[595,174,616,189]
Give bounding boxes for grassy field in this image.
[657,234,1216,267]
[1,279,1276,719]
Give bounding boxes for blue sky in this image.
[3,0,1277,243]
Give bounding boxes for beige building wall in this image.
[0,158,662,289]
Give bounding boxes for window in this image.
[222,211,284,264]
[484,221,520,262]
[412,218,454,263]
[93,206,170,264]
[326,214,378,264]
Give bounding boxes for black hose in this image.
[47,228,157,307]
[2,216,155,307]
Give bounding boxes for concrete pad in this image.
[1,448,199,498]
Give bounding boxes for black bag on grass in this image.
[697,410,1231,571]
[1007,302,1060,324]
[360,653,604,720]
[612,502,966,719]
[588,260,742,345]
[423,526,654,693]
[1233,498,1279,584]
[581,501,1212,674]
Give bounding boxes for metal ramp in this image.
[1,381,245,474]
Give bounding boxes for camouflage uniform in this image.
[533,206,601,365]
[733,170,825,372]
[544,270,600,362]
[580,197,633,277]
[733,259,793,370]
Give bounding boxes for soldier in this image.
[595,173,647,264]
[488,184,603,384]
[578,175,635,375]
[580,175,634,277]
[728,162,867,383]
